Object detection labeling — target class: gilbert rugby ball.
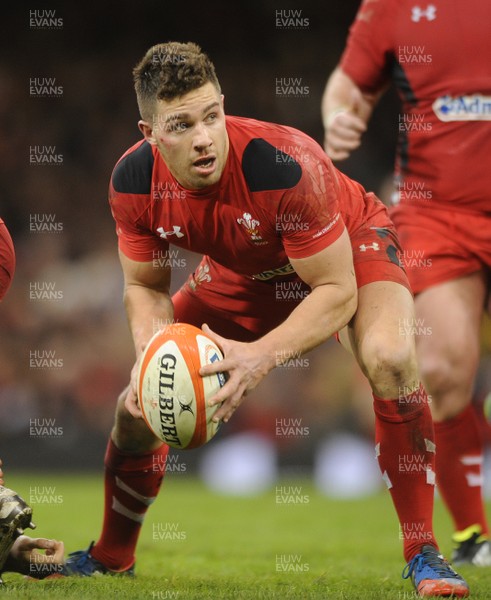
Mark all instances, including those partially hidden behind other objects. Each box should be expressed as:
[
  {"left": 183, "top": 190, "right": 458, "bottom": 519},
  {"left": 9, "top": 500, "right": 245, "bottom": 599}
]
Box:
[{"left": 137, "top": 323, "right": 226, "bottom": 449}]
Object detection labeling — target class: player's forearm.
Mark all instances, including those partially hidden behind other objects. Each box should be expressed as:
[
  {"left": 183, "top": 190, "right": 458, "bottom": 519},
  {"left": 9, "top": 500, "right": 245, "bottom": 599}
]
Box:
[
  {"left": 253, "top": 281, "right": 357, "bottom": 373},
  {"left": 123, "top": 284, "right": 174, "bottom": 356},
  {"left": 321, "top": 66, "right": 376, "bottom": 127}
]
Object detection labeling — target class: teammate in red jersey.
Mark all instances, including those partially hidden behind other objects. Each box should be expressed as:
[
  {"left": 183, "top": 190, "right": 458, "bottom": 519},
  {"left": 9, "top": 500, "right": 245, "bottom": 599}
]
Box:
[
  {"left": 1, "top": 229, "right": 65, "bottom": 584},
  {"left": 64, "top": 41, "right": 469, "bottom": 597},
  {"left": 322, "top": 0, "right": 491, "bottom": 570}
]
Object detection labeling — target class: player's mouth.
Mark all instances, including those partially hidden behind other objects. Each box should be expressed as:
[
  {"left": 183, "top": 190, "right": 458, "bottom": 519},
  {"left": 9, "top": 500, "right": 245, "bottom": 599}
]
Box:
[{"left": 192, "top": 155, "right": 217, "bottom": 175}]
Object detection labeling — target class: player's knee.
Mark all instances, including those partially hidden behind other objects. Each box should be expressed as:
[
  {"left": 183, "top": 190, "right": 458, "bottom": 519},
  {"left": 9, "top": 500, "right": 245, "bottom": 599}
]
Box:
[
  {"left": 419, "top": 356, "right": 474, "bottom": 420},
  {"left": 112, "top": 387, "right": 160, "bottom": 452},
  {"left": 361, "top": 336, "right": 417, "bottom": 393}
]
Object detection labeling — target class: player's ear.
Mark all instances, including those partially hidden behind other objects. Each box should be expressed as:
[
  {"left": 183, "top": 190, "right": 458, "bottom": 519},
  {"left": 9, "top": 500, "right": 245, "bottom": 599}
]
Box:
[
  {"left": 138, "top": 120, "right": 157, "bottom": 145},
  {"left": 220, "top": 94, "right": 225, "bottom": 109}
]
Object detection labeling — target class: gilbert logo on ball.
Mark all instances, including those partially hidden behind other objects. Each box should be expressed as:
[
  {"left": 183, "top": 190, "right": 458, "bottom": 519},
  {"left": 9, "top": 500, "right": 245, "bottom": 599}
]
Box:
[{"left": 137, "top": 323, "right": 226, "bottom": 449}]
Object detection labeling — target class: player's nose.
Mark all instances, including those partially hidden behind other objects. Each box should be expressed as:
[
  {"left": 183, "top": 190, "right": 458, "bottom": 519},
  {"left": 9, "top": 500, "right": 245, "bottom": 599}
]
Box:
[{"left": 192, "top": 122, "right": 213, "bottom": 150}]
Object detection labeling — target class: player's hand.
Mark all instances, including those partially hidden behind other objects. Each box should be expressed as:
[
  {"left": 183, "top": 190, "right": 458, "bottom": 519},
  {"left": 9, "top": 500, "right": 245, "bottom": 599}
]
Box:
[
  {"left": 324, "top": 109, "right": 367, "bottom": 161},
  {"left": 199, "top": 324, "right": 271, "bottom": 423},
  {"left": 0, "top": 458, "right": 4, "bottom": 485},
  {"left": 5, "top": 536, "right": 65, "bottom": 578},
  {"left": 124, "top": 355, "right": 144, "bottom": 419},
  {"left": 324, "top": 89, "right": 367, "bottom": 161}
]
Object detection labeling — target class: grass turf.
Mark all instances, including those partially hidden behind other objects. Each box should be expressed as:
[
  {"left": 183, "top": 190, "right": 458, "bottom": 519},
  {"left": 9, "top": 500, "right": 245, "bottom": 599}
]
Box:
[{"left": 2, "top": 474, "right": 491, "bottom": 599}]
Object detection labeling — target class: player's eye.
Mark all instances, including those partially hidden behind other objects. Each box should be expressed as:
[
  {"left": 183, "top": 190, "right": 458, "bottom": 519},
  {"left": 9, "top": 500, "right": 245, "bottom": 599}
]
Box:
[{"left": 205, "top": 113, "right": 217, "bottom": 123}]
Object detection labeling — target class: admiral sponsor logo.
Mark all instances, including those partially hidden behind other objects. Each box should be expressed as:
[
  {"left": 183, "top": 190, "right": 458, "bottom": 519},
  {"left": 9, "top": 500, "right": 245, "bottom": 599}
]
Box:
[
  {"left": 29, "top": 213, "right": 63, "bottom": 233},
  {"left": 275, "top": 281, "right": 309, "bottom": 301},
  {"left": 275, "top": 9, "right": 309, "bottom": 29},
  {"left": 398, "top": 113, "right": 432, "bottom": 132},
  {"left": 152, "top": 249, "right": 187, "bottom": 269},
  {"left": 29, "top": 145, "right": 63, "bottom": 165},
  {"left": 29, "top": 9, "right": 63, "bottom": 29},
  {"left": 433, "top": 94, "right": 491, "bottom": 121},
  {"left": 29, "top": 281, "right": 63, "bottom": 301},
  {"left": 29, "top": 78, "right": 63, "bottom": 97},
  {"left": 157, "top": 353, "right": 181, "bottom": 447},
  {"left": 275, "top": 77, "right": 310, "bottom": 98},
  {"left": 275, "top": 554, "right": 310, "bottom": 572},
  {"left": 252, "top": 262, "right": 295, "bottom": 281}
]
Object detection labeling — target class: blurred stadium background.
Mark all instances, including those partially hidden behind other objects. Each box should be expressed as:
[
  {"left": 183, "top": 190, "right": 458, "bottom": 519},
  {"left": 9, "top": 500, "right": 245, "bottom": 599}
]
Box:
[{"left": 1, "top": 0, "right": 490, "bottom": 499}]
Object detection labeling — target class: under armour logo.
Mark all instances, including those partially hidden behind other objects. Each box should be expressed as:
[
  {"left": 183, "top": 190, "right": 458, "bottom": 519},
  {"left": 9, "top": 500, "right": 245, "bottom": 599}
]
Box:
[
  {"left": 359, "top": 243, "right": 380, "bottom": 252},
  {"left": 157, "top": 226, "right": 184, "bottom": 240},
  {"left": 411, "top": 4, "right": 437, "bottom": 22}
]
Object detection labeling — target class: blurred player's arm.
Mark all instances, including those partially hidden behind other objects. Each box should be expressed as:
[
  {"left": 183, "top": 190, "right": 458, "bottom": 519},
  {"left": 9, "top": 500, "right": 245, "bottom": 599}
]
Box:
[
  {"left": 321, "top": 66, "right": 383, "bottom": 161},
  {"left": 202, "top": 228, "right": 357, "bottom": 422},
  {"left": 119, "top": 249, "right": 174, "bottom": 417}
]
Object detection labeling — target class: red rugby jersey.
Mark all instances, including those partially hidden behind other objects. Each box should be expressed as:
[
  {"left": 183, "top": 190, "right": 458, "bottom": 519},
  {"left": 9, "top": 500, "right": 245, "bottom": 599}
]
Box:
[
  {"left": 110, "top": 115, "right": 378, "bottom": 280},
  {"left": 340, "top": 0, "right": 491, "bottom": 211}
]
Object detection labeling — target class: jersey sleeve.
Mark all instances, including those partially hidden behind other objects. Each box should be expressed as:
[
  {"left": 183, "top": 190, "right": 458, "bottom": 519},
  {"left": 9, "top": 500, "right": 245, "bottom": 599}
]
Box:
[
  {"left": 108, "top": 142, "right": 169, "bottom": 263},
  {"left": 278, "top": 153, "right": 346, "bottom": 260},
  {"left": 109, "top": 183, "right": 169, "bottom": 263},
  {"left": 339, "top": 0, "right": 396, "bottom": 94}
]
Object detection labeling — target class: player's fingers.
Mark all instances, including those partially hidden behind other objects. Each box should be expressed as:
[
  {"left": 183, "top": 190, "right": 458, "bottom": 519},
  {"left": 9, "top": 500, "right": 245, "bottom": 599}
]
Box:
[
  {"left": 199, "top": 356, "right": 232, "bottom": 377},
  {"left": 213, "top": 385, "right": 247, "bottom": 423},
  {"left": 329, "top": 112, "right": 367, "bottom": 133},
  {"left": 125, "top": 388, "right": 143, "bottom": 418},
  {"left": 200, "top": 323, "right": 229, "bottom": 353},
  {"left": 324, "top": 142, "right": 353, "bottom": 162}
]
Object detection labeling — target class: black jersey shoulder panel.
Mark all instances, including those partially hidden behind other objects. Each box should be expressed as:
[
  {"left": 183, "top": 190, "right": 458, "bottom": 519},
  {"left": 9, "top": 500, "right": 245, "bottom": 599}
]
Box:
[
  {"left": 112, "top": 141, "right": 154, "bottom": 194},
  {"left": 241, "top": 138, "right": 302, "bottom": 192}
]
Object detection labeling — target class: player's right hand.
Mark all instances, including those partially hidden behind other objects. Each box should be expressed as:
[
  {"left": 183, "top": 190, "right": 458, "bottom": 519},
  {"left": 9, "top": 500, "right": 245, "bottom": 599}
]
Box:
[{"left": 324, "top": 109, "right": 367, "bottom": 161}]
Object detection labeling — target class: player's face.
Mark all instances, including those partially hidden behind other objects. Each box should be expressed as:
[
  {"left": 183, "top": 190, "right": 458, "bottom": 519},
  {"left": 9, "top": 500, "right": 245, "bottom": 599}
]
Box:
[{"left": 144, "top": 82, "right": 229, "bottom": 190}]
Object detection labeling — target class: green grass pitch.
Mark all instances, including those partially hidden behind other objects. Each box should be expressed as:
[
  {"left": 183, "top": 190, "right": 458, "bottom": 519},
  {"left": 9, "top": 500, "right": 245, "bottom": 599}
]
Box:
[{"left": 2, "top": 473, "right": 491, "bottom": 599}]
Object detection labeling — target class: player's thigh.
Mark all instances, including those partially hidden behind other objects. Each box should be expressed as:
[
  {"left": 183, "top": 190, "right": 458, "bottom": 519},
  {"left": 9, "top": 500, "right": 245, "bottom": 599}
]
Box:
[
  {"left": 345, "top": 280, "right": 419, "bottom": 397},
  {"left": 414, "top": 271, "right": 486, "bottom": 391}
]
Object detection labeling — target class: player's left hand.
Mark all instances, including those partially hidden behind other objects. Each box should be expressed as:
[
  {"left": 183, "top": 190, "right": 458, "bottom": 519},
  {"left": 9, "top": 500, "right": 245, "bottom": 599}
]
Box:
[
  {"left": 5, "top": 536, "right": 65, "bottom": 578},
  {"left": 199, "top": 324, "right": 271, "bottom": 423}
]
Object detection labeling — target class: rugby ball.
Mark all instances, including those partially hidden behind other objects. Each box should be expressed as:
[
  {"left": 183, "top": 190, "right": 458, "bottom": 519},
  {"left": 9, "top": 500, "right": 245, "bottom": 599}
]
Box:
[{"left": 137, "top": 323, "right": 226, "bottom": 449}]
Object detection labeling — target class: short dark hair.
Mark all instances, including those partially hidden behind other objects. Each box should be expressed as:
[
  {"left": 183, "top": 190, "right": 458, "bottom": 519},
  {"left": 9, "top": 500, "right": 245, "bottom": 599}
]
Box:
[{"left": 133, "top": 41, "right": 221, "bottom": 120}]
